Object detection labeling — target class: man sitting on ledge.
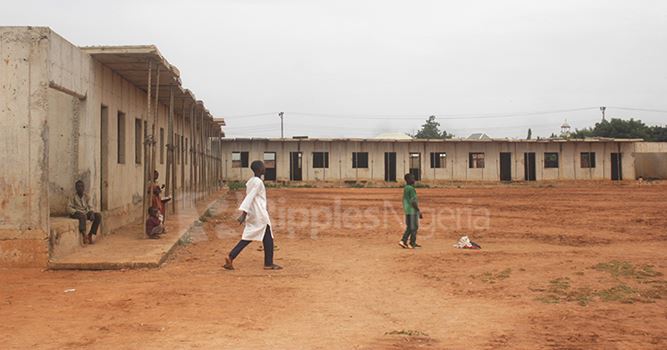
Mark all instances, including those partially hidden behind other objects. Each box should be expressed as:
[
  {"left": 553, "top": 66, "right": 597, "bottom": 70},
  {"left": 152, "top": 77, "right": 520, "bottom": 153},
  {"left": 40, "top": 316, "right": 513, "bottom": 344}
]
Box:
[{"left": 67, "top": 180, "right": 102, "bottom": 245}]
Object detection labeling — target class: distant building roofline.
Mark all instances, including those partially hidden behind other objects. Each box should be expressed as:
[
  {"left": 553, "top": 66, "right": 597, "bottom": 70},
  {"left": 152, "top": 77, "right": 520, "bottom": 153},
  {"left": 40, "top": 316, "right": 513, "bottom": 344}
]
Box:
[{"left": 221, "top": 137, "right": 644, "bottom": 143}]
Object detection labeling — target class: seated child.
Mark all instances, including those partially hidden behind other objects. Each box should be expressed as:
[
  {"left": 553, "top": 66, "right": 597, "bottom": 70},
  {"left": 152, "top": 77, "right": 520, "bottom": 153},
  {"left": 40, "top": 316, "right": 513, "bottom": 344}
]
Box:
[{"left": 146, "top": 207, "right": 165, "bottom": 239}]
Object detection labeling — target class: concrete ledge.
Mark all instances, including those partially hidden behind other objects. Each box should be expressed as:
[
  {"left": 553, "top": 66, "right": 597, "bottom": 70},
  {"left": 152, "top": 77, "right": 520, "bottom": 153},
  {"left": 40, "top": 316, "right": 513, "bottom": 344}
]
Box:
[
  {"left": 48, "top": 198, "right": 219, "bottom": 270},
  {"left": 49, "top": 217, "right": 83, "bottom": 259}
]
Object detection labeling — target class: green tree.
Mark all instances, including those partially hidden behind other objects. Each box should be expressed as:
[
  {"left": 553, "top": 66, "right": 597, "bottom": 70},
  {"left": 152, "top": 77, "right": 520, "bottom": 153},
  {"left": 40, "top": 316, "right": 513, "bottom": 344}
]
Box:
[
  {"left": 648, "top": 125, "right": 667, "bottom": 141},
  {"left": 527, "top": 128, "right": 532, "bottom": 140},
  {"left": 570, "top": 127, "right": 594, "bottom": 139},
  {"left": 571, "top": 118, "right": 666, "bottom": 140},
  {"left": 412, "top": 115, "right": 453, "bottom": 139}
]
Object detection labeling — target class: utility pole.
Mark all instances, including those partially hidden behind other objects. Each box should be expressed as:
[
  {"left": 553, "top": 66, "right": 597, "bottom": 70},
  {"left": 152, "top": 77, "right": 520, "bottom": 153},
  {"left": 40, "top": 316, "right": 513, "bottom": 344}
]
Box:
[
  {"left": 279, "top": 112, "right": 284, "bottom": 139},
  {"left": 600, "top": 106, "right": 606, "bottom": 122}
]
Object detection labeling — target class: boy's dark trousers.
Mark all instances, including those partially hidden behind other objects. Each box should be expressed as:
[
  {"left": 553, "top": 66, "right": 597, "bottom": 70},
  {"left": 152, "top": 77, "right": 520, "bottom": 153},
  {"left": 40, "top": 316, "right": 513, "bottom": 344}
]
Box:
[
  {"left": 70, "top": 211, "right": 102, "bottom": 236},
  {"left": 229, "top": 225, "right": 274, "bottom": 266},
  {"left": 401, "top": 214, "right": 419, "bottom": 245}
]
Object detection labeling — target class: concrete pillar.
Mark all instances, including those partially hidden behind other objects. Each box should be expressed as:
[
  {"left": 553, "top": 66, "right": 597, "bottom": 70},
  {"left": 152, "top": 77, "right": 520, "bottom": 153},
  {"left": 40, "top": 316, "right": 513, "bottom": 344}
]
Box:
[{"left": 0, "top": 27, "right": 51, "bottom": 266}]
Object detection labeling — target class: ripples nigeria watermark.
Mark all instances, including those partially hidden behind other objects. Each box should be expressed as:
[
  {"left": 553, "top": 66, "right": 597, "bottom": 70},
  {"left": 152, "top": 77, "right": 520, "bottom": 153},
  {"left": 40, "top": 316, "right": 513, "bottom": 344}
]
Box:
[{"left": 212, "top": 195, "right": 491, "bottom": 240}]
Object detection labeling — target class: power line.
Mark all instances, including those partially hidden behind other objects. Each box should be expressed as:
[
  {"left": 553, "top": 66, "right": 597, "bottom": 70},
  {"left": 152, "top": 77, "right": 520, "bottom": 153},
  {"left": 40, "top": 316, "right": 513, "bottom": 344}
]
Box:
[
  {"left": 224, "top": 112, "right": 276, "bottom": 119},
  {"left": 226, "top": 113, "right": 601, "bottom": 130},
  {"left": 607, "top": 106, "right": 667, "bottom": 114},
  {"left": 224, "top": 107, "right": 599, "bottom": 121},
  {"left": 287, "top": 107, "right": 599, "bottom": 120},
  {"left": 224, "top": 106, "right": 667, "bottom": 121},
  {"left": 223, "top": 106, "right": 665, "bottom": 137},
  {"left": 225, "top": 118, "right": 601, "bottom": 134}
]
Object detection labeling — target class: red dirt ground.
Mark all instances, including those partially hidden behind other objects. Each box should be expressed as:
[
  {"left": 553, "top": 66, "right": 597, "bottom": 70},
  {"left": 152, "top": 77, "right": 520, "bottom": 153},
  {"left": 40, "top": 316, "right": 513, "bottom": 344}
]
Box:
[{"left": 1, "top": 182, "right": 667, "bottom": 349}]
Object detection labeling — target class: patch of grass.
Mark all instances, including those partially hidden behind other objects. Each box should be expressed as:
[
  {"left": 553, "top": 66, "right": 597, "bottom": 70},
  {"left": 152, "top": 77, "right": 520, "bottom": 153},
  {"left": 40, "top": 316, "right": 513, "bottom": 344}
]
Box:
[
  {"left": 471, "top": 268, "right": 512, "bottom": 284},
  {"left": 227, "top": 181, "right": 246, "bottom": 191},
  {"left": 535, "top": 261, "right": 666, "bottom": 306},
  {"left": 178, "top": 232, "right": 193, "bottom": 245},
  {"left": 593, "top": 260, "right": 663, "bottom": 280},
  {"left": 639, "top": 281, "right": 667, "bottom": 300},
  {"left": 536, "top": 278, "right": 594, "bottom": 306},
  {"left": 199, "top": 208, "right": 213, "bottom": 222},
  {"left": 535, "top": 294, "right": 561, "bottom": 304},
  {"left": 566, "top": 287, "right": 594, "bottom": 306},
  {"left": 595, "top": 284, "right": 638, "bottom": 303},
  {"left": 547, "top": 277, "right": 571, "bottom": 293},
  {"left": 414, "top": 183, "right": 430, "bottom": 188},
  {"left": 385, "top": 330, "right": 429, "bottom": 337},
  {"left": 497, "top": 268, "right": 512, "bottom": 280},
  {"left": 293, "top": 183, "right": 314, "bottom": 188},
  {"left": 637, "top": 265, "right": 663, "bottom": 279}
]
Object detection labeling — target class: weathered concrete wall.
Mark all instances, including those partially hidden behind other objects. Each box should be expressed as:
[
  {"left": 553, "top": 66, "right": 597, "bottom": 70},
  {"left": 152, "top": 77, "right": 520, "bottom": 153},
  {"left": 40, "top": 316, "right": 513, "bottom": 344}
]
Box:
[
  {"left": 221, "top": 140, "right": 650, "bottom": 183},
  {"left": 47, "top": 88, "right": 78, "bottom": 215},
  {"left": 634, "top": 142, "right": 667, "bottom": 179},
  {"left": 0, "top": 27, "right": 51, "bottom": 266},
  {"left": 634, "top": 142, "right": 667, "bottom": 153},
  {"left": 635, "top": 154, "right": 667, "bottom": 179},
  {"left": 46, "top": 30, "right": 200, "bottom": 234},
  {"left": 1, "top": 27, "right": 209, "bottom": 267}
]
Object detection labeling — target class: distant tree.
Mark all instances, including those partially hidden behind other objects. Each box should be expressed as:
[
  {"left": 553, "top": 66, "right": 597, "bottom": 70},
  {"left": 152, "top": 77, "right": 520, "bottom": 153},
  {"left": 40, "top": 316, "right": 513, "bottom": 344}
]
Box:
[
  {"left": 527, "top": 128, "right": 532, "bottom": 140},
  {"left": 570, "top": 127, "right": 594, "bottom": 139},
  {"left": 549, "top": 132, "right": 559, "bottom": 139},
  {"left": 570, "top": 118, "right": 666, "bottom": 141},
  {"left": 648, "top": 125, "right": 667, "bottom": 141},
  {"left": 412, "top": 115, "right": 453, "bottom": 139}
]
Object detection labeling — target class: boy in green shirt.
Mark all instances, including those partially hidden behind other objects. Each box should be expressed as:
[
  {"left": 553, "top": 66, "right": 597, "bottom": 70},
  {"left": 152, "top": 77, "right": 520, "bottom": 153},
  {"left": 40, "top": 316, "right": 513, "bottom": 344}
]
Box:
[{"left": 399, "top": 173, "right": 423, "bottom": 249}]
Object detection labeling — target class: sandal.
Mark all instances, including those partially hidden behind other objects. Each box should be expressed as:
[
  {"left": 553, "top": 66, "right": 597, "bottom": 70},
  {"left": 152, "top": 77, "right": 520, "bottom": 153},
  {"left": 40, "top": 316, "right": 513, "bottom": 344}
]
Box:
[
  {"left": 263, "top": 264, "right": 283, "bottom": 270},
  {"left": 223, "top": 256, "right": 234, "bottom": 270}
]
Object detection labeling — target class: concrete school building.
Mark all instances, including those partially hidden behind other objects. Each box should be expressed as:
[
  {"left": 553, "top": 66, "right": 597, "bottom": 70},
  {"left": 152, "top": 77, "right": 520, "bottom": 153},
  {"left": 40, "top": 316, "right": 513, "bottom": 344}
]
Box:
[
  {"left": 0, "top": 27, "right": 224, "bottom": 267},
  {"left": 220, "top": 137, "right": 667, "bottom": 183}
]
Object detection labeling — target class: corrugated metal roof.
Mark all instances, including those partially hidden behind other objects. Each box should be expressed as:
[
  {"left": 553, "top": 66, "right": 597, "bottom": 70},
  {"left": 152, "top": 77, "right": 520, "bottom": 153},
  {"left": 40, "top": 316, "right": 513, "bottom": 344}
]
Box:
[{"left": 81, "top": 45, "right": 213, "bottom": 120}]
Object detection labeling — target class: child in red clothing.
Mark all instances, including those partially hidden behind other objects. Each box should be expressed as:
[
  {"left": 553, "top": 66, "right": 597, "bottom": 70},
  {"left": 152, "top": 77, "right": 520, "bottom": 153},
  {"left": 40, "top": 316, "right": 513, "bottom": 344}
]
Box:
[{"left": 151, "top": 185, "right": 166, "bottom": 220}]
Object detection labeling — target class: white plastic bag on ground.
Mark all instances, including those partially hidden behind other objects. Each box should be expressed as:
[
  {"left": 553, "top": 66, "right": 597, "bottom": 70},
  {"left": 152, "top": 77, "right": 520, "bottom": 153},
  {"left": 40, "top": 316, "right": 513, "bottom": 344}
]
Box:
[
  {"left": 453, "top": 236, "right": 472, "bottom": 248},
  {"left": 453, "top": 235, "right": 481, "bottom": 249}
]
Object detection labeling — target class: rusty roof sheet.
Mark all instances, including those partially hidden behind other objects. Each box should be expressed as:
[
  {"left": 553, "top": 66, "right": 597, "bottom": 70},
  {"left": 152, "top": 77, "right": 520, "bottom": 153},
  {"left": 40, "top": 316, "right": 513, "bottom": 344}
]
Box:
[{"left": 81, "top": 45, "right": 212, "bottom": 120}]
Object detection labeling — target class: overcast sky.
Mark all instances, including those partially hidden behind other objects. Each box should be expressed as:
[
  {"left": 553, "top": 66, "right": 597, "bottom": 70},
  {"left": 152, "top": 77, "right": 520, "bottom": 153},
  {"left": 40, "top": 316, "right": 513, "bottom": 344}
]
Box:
[{"left": 4, "top": 0, "right": 667, "bottom": 138}]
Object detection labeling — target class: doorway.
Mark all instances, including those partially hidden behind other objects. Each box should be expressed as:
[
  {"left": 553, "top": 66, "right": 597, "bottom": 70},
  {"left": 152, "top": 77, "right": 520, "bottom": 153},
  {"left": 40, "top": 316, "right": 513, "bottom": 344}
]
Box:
[
  {"left": 289, "top": 152, "right": 302, "bottom": 181},
  {"left": 264, "top": 152, "right": 277, "bottom": 181},
  {"left": 524, "top": 152, "right": 536, "bottom": 181},
  {"left": 500, "top": 152, "right": 512, "bottom": 181},
  {"left": 100, "top": 105, "right": 109, "bottom": 211},
  {"left": 409, "top": 152, "right": 421, "bottom": 181},
  {"left": 384, "top": 152, "right": 396, "bottom": 182},
  {"left": 611, "top": 153, "right": 623, "bottom": 180}
]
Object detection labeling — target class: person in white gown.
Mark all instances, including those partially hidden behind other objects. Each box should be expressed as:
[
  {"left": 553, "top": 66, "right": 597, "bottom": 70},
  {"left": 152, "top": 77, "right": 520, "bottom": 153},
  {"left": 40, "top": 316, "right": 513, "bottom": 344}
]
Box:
[{"left": 224, "top": 160, "right": 283, "bottom": 270}]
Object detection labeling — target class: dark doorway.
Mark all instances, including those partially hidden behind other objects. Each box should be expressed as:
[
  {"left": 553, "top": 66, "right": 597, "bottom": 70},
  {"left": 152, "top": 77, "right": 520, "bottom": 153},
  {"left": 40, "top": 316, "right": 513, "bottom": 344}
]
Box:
[
  {"left": 409, "top": 153, "right": 421, "bottom": 181},
  {"left": 264, "top": 152, "right": 276, "bottom": 181},
  {"left": 100, "top": 105, "right": 109, "bottom": 211},
  {"left": 384, "top": 152, "right": 396, "bottom": 182},
  {"left": 524, "top": 152, "right": 536, "bottom": 181},
  {"left": 500, "top": 152, "right": 512, "bottom": 181},
  {"left": 611, "top": 153, "right": 623, "bottom": 180},
  {"left": 289, "top": 152, "right": 302, "bottom": 181}
]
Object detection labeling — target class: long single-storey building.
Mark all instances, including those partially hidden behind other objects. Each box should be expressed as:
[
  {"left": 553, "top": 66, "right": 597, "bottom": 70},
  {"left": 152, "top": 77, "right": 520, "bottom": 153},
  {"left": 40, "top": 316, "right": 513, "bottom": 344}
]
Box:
[
  {"left": 220, "top": 137, "right": 666, "bottom": 183},
  {"left": 1, "top": 27, "right": 223, "bottom": 266}
]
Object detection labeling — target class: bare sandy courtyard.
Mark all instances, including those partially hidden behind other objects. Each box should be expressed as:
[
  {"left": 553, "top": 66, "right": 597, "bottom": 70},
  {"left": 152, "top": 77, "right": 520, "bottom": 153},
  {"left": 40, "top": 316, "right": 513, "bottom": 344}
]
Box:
[{"left": 1, "top": 182, "right": 666, "bottom": 349}]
